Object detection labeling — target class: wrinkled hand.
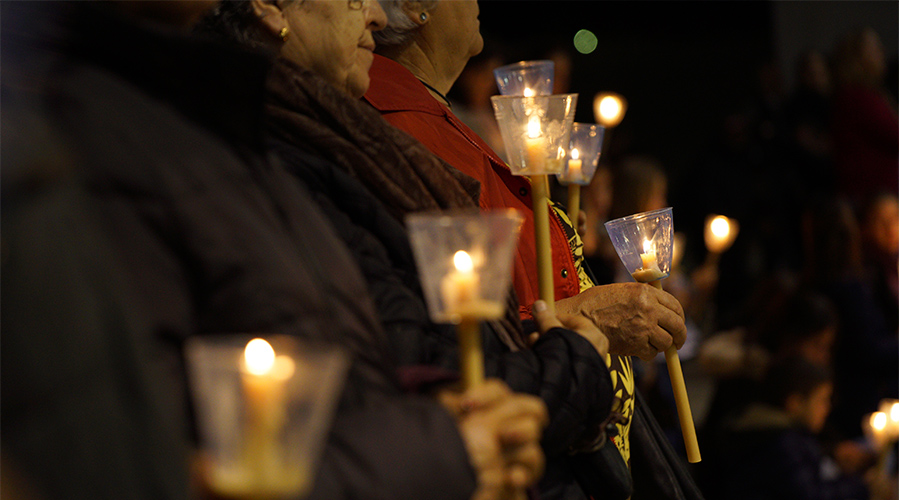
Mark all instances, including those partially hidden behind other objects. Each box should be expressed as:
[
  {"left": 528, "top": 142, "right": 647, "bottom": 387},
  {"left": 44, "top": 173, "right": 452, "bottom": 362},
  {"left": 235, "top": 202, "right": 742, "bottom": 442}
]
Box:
[
  {"left": 528, "top": 300, "right": 609, "bottom": 358},
  {"left": 555, "top": 283, "right": 686, "bottom": 361},
  {"left": 438, "top": 380, "right": 548, "bottom": 500}
]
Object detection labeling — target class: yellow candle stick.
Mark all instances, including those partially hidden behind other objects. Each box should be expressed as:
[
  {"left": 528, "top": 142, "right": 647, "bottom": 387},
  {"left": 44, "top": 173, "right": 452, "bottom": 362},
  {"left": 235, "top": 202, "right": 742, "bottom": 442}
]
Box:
[
  {"left": 634, "top": 259, "right": 701, "bottom": 463},
  {"left": 529, "top": 174, "right": 555, "bottom": 314},
  {"left": 567, "top": 185, "right": 581, "bottom": 232}
]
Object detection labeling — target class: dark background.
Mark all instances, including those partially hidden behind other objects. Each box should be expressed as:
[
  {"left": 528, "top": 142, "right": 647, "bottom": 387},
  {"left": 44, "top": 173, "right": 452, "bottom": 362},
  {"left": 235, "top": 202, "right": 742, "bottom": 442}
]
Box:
[{"left": 476, "top": 0, "right": 898, "bottom": 316}]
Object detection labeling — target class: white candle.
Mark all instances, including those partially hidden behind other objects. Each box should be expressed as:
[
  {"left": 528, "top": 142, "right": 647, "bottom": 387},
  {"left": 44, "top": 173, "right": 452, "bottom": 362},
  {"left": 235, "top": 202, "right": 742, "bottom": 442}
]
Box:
[
  {"left": 524, "top": 116, "right": 547, "bottom": 171},
  {"left": 441, "top": 250, "right": 479, "bottom": 314},
  {"left": 567, "top": 148, "right": 583, "bottom": 182},
  {"left": 239, "top": 339, "right": 296, "bottom": 492},
  {"left": 640, "top": 239, "right": 660, "bottom": 272}
]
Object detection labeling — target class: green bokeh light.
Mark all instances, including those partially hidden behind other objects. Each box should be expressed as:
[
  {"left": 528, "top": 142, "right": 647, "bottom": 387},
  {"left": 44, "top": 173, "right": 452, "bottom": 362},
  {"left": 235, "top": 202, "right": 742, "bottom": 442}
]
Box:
[{"left": 573, "top": 29, "right": 598, "bottom": 55}]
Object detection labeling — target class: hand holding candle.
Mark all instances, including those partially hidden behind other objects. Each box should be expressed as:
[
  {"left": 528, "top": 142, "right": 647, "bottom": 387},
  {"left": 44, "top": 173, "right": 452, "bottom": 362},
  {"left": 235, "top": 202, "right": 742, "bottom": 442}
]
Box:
[{"left": 605, "top": 207, "right": 701, "bottom": 463}]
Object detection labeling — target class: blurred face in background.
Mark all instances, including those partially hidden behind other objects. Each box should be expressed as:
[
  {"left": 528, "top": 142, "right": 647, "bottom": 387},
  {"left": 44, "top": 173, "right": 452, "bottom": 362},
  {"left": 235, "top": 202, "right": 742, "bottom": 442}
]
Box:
[{"left": 789, "top": 382, "right": 833, "bottom": 434}]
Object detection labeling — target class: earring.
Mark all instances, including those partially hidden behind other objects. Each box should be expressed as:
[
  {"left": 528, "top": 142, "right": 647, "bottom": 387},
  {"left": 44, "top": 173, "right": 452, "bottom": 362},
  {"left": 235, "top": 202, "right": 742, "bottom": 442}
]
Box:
[
  {"left": 279, "top": 26, "right": 290, "bottom": 41},
  {"left": 419, "top": 12, "right": 427, "bottom": 22}
]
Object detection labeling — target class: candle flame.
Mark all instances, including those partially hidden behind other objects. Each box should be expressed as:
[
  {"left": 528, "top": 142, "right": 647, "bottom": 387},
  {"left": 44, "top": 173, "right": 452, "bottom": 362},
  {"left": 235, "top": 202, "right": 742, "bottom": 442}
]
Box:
[
  {"left": 244, "top": 338, "right": 276, "bottom": 376},
  {"left": 872, "top": 411, "right": 887, "bottom": 431},
  {"left": 643, "top": 239, "right": 653, "bottom": 254},
  {"left": 571, "top": 148, "right": 580, "bottom": 160},
  {"left": 453, "top": 250, "right": 474, "bottom": 273},
  {"left": 710, "top": 216, "right": 730, "bottom": 238},
  {"left": 598, "top": 96, "right": 622, "bottom": 122},
  {"left": 892, "top": 403, "right": 899, "bottom": 423},
  {"left": 527, "top": 116, "right": 541, "bottom": 138},
  {"left": 523, "top": 87, "right": 535, "bottom": 97}
]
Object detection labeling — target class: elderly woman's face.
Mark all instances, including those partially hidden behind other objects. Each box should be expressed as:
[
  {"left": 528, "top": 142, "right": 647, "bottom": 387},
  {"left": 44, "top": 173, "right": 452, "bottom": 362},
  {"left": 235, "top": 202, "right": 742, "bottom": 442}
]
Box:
[
  {"left": 282, "top": 0, "right": 387, "bottom": 98},
  {"left": 429, "top": 0, "right": 483, "bottom": 61}
]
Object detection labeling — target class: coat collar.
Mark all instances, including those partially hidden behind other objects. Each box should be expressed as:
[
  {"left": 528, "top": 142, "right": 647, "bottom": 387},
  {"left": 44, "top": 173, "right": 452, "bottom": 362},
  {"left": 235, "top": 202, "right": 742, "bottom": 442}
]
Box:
[{"left": 363, "top": 54, "right": 447, "bottom": 117}]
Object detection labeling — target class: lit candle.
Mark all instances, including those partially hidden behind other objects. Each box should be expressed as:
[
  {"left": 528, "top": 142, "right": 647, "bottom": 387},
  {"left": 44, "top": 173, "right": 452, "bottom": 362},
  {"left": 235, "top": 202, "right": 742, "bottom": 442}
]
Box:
[
  {"left": 237, "top": 338, "right": 298, "bottom": 494},
  {"left": 441, "top": 250, "right": 479, "bottom": 315},
  {"left": 441, "top": 250, "right": 487, "bottom": 389},
  {"left": 523, "top": 87, "right": 535, "bottom": 97},
  {"left": 867, "top": 411, "right": 890, "bottom": 449},
  {"left": 567, "top": 148, "right": 583, "bottom": 182},
  {"left": 524, "top": 116, "right": 547, "bottom": 171},
  {"left": 878, "top": 399, "right": 900, "bottom": 440},
  {"left": 593, "top": 92, "right": 627, "bottom": 128},
  {"left": 705, "top": 215, "right": 735, "bottom": 254},
  {"left": 640, "top": 239, "right": 661, "bottom": 272}
]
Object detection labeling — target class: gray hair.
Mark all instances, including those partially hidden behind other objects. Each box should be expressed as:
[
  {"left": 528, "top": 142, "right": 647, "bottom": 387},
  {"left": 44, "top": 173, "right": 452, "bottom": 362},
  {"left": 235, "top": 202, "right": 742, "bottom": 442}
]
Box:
[{"left": 373, "top": 0, "right": 438, "bottom": 48}]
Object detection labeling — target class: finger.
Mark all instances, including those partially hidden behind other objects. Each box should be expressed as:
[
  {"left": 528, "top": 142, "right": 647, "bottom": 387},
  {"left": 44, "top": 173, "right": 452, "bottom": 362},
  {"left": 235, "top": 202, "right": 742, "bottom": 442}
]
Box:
[
  {"left": 656, "top": 307, "right": 687, "bottom": 348},
  {"left": 532, "top": 300, "right": 564, "bottom": 334},
  {"left": 504, "top": 445, "right": 545, "bottom": 487},
  {"left": 484, "top": 394, "right": 548, "bottom": 429},
  {"left": 498, "top": 416, "right": 544, "bottom": 446},
  {"left": 654, "top": 288, "right": 686, "bottom": 320},
  {"left": 647, "top": 324, "right": 675, "bottom": 356},
  {"left": 459, "top": 379, "right": 511, "bottom": 412}
]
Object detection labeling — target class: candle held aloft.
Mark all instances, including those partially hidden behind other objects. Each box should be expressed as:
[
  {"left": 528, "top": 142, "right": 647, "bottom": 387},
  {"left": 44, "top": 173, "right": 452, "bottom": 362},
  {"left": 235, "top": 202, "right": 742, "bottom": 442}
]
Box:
[
  {"left": 567, "top": 148, "right": 583, "bottom": 182},
  {"left": 640, "top": 239, "right": 661, "bottom": 272},
  {"left": 524, "top": 116, "right": 547, "bottom": 171},
  {"left": 441, "top": 250, "right": 480, "bottom": 314},
  {"left": 237, "top": 338, "right": 300, "bottom": 495},
  {"left": 593, "top": 92, "right": 627, "bottom": 128},
  {"left": 704, "top": 215, "right": 739, "bottom": 255}
]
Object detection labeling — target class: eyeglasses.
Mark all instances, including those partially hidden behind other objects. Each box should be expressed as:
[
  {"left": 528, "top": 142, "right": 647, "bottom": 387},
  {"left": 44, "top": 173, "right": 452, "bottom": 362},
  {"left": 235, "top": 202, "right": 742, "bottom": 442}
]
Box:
[{"left": 348, "top": 0, "right": 365, "bottom": 10}]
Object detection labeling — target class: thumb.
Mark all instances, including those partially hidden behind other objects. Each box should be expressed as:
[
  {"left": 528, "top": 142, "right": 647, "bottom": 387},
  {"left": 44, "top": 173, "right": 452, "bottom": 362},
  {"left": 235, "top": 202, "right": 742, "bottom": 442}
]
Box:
[{"left": 532, "top": 300, "right": 564, "bottom": 334}]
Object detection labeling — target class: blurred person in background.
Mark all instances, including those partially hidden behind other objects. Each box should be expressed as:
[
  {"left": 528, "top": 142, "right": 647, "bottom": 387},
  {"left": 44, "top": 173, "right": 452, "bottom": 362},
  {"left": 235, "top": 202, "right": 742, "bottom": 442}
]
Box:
[
  {"left": 830, "top": 27, "right": 898, "bottom": 209},
  {"left": 860, "top": 193, "right": 899, "bottom": 333},
  {"left": 801, "top": 195, "right": 898, "bottom": 442},
  {"left": 708, "top": 358, "right": 871, "bottom": 500}
]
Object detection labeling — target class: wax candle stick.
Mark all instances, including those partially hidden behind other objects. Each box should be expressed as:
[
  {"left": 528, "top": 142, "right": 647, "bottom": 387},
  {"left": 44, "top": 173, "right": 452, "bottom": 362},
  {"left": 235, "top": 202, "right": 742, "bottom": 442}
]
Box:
[
  {"left": 530, "top": 174, "right": 555, "bottom": 314},
  {"left": 441, "top": 250, "right": 488, "bottom": 389},
  {"left": 524, "top": 116, "right": 547, "bottom": 172},
  {"left": 567, "top": 185, "right": 581, "bottom": 231},
  {"left": 632, "top": 256, "right": 701, "bottom": 464},
  {"left": 240, "top": 338, "right": 298, "bottom": 493}
]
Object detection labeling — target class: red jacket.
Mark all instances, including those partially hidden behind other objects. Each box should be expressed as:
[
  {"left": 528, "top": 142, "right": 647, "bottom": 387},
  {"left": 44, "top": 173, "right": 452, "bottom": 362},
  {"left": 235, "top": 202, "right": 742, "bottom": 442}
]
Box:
[{"left": 364, "top": 55, "right": 581, "bottom": 317}]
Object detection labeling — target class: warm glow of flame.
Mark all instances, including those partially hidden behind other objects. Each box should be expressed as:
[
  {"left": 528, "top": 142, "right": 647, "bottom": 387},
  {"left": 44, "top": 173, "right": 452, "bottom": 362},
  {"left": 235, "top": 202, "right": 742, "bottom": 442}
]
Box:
[
  {"left": 892, "top": 403, "right": 899, "bottom": 423},
  {"left": 527, "top": 116, "right": 541, "bottom": 138},
  {"left": 599, "top": 96, "right": 622, "bottom": 122},
  {"left": 523, "top": 87, "right": 535, "bottom": 97},
  {"left": 710, "top": 216, "right": 730, "bottom": 238},
  {"left": 642, "top": 239, "right": 653, "bottom": 254},
  {"left": 244, "top": 338, "right": 275, "bottom": 376},
  {"left": 571, "top": 148, "right": 580, "bottom": 160},
  {"left": 453, "top": 250, "right": 474, "bottom": 273},
  {"left": 872, "top": 411, "right": 888, "bottom": 431}
]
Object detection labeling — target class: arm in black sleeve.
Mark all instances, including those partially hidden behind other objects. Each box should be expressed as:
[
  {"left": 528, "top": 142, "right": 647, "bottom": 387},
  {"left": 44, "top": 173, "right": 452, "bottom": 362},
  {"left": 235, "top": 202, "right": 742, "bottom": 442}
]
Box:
[{"left": 309, "top": 395, "right": 476, "bottom": 500}]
